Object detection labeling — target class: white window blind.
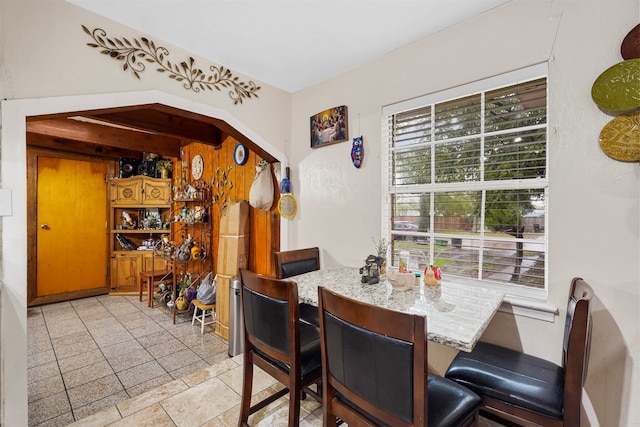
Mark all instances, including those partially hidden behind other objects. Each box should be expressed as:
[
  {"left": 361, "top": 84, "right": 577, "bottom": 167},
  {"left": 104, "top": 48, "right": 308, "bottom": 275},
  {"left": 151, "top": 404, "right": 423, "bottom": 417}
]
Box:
[{"left": 382, "top": 65, "right": 548, "bottom": 293}]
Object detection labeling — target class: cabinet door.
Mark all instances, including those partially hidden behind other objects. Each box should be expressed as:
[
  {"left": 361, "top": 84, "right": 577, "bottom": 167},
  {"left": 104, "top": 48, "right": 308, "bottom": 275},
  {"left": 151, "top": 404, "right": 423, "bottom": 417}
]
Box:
[
  {"left": 111, "top": 253, "right": 140, "bottom": 292},
  {"left": 110, "top": 178, "right": 143, "bottom": 205},
  {"left": 141, "top": 253, "right": 169, "bottom": 272},
  {"left": 142, "top": 178, "right": 171, "bottom": 205}
]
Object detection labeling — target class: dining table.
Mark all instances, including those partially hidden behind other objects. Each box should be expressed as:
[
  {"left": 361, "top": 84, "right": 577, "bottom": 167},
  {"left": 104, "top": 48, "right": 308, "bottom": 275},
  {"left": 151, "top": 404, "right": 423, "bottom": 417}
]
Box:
[{"left": 290, "top": 266, "right": 504, "bottom": 352}]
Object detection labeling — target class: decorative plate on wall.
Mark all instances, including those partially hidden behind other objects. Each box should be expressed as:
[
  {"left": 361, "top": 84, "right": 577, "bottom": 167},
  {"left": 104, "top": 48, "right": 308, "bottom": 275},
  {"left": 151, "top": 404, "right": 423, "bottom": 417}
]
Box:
[
  {"left": 234, "top": 143, "right": 248, "bottom": 165},
  {"left": 591, "top": 58, "right": 640, "bottom": 113},
  {"left": 599, "top": 111, "right": 640, "bottom": 162},
  {"left": 191, "top": 154, "right": 204, "bottom": 180},
  {"left": 621, "top": 23, "right": 640, "bottom": 60}
]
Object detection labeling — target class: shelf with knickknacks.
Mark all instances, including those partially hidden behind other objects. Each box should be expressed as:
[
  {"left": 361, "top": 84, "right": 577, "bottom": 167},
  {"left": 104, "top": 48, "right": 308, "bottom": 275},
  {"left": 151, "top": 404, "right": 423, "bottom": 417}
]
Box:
[{"left": 150, "top": 178, "right": 213, "bottom": 323}]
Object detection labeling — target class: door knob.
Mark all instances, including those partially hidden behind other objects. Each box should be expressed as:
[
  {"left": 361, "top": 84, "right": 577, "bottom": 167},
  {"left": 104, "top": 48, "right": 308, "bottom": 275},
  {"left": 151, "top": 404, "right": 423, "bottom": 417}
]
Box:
[{"left": 40, "top": 224, "right": 50, "bottom": 230}]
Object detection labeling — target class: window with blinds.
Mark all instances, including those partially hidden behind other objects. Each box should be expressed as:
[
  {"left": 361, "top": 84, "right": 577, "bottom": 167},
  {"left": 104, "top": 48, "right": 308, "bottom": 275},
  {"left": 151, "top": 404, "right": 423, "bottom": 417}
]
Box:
[{"left": 383, "top": 66, "right": 547, "bottom": 292}]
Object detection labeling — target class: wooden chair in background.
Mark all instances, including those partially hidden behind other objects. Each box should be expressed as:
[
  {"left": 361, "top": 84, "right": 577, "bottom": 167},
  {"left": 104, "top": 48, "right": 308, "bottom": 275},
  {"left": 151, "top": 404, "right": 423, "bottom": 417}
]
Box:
[
  {"left": 275, "top": 246, "right": 320, "bottom": 279},
  {"left": 238, "top": 268, "right": 322, "bottom": 426},
  {"left": 445, "top": 277, "right": 594, "bottom": 426},
  {"left": 275, "top": 247, "right": 320, "bottom": 326},
  {"left": 138, "top": 268, "right": 172, "bottom": 308}
]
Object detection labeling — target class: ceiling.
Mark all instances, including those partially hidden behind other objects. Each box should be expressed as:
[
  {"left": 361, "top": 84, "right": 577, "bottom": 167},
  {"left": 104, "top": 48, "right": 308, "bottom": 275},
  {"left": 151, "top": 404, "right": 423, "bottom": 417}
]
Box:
[
  {"left": 67, "top": 0, "right": 511, "bottom": 93},
  {"left": 30, "top": 1, "right": 511, "bottom": 160}
]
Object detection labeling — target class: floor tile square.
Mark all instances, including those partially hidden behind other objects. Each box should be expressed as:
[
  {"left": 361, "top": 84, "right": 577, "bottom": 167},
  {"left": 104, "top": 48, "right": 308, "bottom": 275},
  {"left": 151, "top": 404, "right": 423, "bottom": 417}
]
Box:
[
  {"left": 65, "top": 405, "right": 121, "bottom": 426},
  {"left": 28, "top": 361, "right": 60, "bottom": 385},
  {"left": 107, "top": 347, "right": 154, "bottom": 373},
  {"left": 161, "top": 377, "right": 241, "bottom": 427},
  {"left": 83, "top": 316, "right": 118, "bottom": 331},
  {"left": 157, "top": 348, "right": 202, "bottom": 372},
  {"left": 125, "top": 373, "right": 174, "bottom": 398},
  {"left": 100, "top": 339, "right": 143, "bottom": 358},
  {"left": 67, "top": 374, "right": 124, "bottom": 409},
  {"left": 116, "top": 360, "right": 167, "bottom": 389},
  {"left": 145, "top": 337, "right": 188, "bottom": 358},
  {"left": 28, "top": 390, "right": 71, "bottom": 426},
  {"left": 168, "top": 359, "right": 211, "bottom": 381},
  {"left": 63, "top": 360, "right": 114, "bottom": 389},
  {"left": 117, "top": 378, "right": 189, "bottom": 417},
  {"left": 50, "top": 331, "right": 93, "bottom": 350},
  {"left": 72, "top": 390, "right": 129, "bottom": 421},
  {"left": 28, "top": 374, "right": 65, "bottom": 403},
  {"left": 111, "top": 403, "right": 176, "bottom": 427},
  {"left": 54, "top": 338, "right": 99, "bottom": 361},
  {"left": 92, "top": 329, "right": 134, "bottom": 348},
  {"left": 58, "top": 349, "right": 105, "bottom": 373},
  {"left": 135, "top": 331, "right": 167, "bottom": 348},
  {"left": 28, "top": 349, "right": 56, "bottom": 369}
]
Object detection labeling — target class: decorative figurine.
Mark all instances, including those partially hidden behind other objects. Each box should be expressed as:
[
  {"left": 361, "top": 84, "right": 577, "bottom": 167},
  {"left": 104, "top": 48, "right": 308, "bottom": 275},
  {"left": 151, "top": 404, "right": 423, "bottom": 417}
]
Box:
[
  {"left": 360, "top": 254, "right": 385, "bottom": 285},
  {"left": 423, "top": 265, "right": 442, "bottom": 286}
]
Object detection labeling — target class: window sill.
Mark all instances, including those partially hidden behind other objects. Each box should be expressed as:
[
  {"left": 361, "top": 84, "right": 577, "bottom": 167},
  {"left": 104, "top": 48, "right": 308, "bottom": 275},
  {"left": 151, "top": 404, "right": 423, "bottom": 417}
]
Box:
[{"left": 499, "top": 296, "right": 558, "bottom": 322}]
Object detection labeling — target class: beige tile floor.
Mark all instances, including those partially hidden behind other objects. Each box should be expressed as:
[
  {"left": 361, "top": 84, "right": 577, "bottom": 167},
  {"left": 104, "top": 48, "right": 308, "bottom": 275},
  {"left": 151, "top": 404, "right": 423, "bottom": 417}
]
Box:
[
  {"left": 27, "top": 294, "right": 324, "bottom": 426},
  {"left": 28, "top": 294, "right": 495, "bottom": 427}
]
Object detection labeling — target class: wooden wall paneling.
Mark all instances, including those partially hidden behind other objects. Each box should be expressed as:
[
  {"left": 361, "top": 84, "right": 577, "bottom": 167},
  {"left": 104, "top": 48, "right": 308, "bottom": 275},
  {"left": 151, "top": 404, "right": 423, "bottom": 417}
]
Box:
[{"left": 178, "top": 139, "right": 280, "bottom": 280}]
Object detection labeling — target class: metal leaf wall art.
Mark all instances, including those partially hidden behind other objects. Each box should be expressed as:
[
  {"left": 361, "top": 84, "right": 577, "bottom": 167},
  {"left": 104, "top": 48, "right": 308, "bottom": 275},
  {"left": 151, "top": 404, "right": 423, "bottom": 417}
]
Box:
[{"left": 82, "top": 25, "right": 261, "bottom": 105}]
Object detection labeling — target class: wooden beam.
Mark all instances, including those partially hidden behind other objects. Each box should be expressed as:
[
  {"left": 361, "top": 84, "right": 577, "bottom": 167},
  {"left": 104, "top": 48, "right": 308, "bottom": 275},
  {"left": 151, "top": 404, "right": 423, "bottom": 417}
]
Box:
[
  {"left": 27, "top": 103, "right": 278, "bottom": 163},
  {"left": 88, "top": 110, "right": 223, "bottom": 147},
  {"left": 27, "top": 133, "right": 141, "bottom": 159},
  {"left": 26, "top": 119, "right": 181, "bottom": 158}
]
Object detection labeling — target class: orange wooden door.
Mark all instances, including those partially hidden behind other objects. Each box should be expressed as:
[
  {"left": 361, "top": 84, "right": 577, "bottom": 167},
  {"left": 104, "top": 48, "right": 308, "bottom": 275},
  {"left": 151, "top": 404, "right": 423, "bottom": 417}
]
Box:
[{"left": 35, "top": 155, "right": 109, "bottom": 300}]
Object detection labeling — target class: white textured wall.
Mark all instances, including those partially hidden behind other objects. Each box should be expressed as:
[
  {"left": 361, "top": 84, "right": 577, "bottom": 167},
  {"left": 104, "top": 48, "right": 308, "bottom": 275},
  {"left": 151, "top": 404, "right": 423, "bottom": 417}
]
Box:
[
  {"left": 290, "top": 1, "right": 639, "bottom": 426},
  {"left": 0, "top": 1, "right": 291, "bottom": 425},
  {"left": 1, "top": 0, "right": 638, "bottom": 426}
]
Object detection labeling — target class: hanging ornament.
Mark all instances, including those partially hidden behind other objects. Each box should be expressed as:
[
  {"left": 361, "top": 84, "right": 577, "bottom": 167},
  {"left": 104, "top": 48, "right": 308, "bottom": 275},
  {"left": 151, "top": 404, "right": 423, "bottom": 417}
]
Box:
[{"left": 351, "top": 135, "right": 364, "bottom": 168}]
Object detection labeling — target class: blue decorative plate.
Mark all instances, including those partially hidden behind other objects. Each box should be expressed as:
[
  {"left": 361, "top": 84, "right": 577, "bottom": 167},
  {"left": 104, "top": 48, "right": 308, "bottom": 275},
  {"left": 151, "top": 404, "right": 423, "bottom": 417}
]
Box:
[{"left": 233, "top": 143, "right": 248, "bottom": 165}]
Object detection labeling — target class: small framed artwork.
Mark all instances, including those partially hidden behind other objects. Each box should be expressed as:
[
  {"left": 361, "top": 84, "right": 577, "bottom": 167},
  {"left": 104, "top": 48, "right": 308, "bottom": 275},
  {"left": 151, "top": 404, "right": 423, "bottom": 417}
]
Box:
[{"left": 310, "top": 105, "right": 348, "bottom": 148}]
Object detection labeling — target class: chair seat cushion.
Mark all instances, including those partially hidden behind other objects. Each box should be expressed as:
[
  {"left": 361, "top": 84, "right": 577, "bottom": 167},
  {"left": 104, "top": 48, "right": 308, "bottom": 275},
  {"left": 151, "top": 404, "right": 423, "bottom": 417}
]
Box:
[
  {"left": 298, "top": 319, "right": 323, "bottom": 378},
  {"left": 336, "top": 374, "right": 481, "bottom": 427},
  {"left": 445, "top": 341, "right": 565, "bottom": 419},
  {"left": 299, "top": 302, "right": 319, "bottom": 327},
  {"left": 256, "top": 319, "right": 322, "bottom": 380},
  {"left": 427, "top": 374, "right": 482, "bottom": 427}
]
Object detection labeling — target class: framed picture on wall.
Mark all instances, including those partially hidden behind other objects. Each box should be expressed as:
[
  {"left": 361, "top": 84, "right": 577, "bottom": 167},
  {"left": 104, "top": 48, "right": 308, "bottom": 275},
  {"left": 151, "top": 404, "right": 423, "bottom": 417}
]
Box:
[{"left": 310, "top": 105, "right": 349, "bottom": 148}]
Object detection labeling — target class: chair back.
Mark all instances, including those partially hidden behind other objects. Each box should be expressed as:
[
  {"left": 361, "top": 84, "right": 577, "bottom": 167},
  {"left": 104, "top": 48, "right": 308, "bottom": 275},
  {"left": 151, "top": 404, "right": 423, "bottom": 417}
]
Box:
[
  {"left": 239, "top": 268, "right": 300, "bottom": 367},
  {"left": 561, "top": 277, "right": 594, "bottom": 420},
  {"left": 318, "top": 286, "right": 428, "bottom": 426},
  {"left": 275, "top": 247, "right": 320, "bottom": 279}
]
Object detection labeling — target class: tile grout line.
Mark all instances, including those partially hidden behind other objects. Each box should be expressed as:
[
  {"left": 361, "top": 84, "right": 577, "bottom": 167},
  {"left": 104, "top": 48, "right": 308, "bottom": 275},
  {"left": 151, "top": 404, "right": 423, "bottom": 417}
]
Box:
[{"left": 29, "top": 295, "right": 226, "bottom": 426}]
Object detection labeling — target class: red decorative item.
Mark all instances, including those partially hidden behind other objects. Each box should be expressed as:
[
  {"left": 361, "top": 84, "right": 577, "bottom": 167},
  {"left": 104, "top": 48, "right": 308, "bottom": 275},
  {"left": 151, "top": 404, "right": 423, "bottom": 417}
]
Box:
[{"left": 423, "top": 265, "right": 441, "bottom": 286}]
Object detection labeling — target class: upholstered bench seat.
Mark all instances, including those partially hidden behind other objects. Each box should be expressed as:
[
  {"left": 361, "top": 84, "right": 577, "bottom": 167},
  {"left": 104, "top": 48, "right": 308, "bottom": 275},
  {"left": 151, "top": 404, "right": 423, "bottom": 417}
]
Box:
[{"left": 445, "top": 341, "right": 565, "bottom": 419}]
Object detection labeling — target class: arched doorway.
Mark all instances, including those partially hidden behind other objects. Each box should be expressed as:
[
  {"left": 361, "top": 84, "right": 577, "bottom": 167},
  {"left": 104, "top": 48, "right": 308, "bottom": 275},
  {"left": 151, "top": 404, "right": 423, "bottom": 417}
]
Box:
[{"left": 1, "top": 90, "right": 288, "bottom": 426}]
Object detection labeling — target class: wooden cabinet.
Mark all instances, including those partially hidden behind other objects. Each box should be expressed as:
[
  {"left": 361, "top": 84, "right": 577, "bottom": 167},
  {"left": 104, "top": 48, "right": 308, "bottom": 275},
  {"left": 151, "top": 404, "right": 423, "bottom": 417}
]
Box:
[
  {"left": 109, "top": 176, "right": 172, "bottom": 293},
  {"left": 109, "top": 176, "right": 171, "bottom": 206},
  {"left": 110, "top": 253, "right": 140, "bottom": 292}
]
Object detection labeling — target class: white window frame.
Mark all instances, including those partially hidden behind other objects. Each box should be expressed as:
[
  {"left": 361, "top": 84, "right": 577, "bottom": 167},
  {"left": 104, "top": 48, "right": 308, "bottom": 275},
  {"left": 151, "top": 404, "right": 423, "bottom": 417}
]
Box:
[{"left": 382, "top": 63, "right": 552, "bottom": 310}]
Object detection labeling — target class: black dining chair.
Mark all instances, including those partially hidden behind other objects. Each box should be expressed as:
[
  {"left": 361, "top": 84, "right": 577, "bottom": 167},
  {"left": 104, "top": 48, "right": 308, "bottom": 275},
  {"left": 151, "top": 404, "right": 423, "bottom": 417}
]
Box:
[
  {"left": 445, "top": 277, "right": 594, "bottom": 427},
  {"left": 318, "top": 286, "right": 482, "bottom": 427},
  {"left": 275, "top": 247, "right": 321, "bottom": 326},
  {"left": 275, "top": 246, "right": 320, "bottom": 279},
  {"left": 238, "top": 268, "right": 322, "bottom": 427}
]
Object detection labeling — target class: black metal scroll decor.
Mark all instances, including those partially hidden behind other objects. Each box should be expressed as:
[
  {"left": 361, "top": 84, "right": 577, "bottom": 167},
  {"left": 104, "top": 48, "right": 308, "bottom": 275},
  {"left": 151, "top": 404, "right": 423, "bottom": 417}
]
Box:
[{"left": 82, "top": 25, "right": 261, "bottom": 105}]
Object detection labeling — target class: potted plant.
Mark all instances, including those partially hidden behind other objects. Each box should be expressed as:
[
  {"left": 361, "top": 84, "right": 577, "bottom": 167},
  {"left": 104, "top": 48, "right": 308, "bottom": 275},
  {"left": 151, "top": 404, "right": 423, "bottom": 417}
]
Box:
[
  {"left": 156, "top": 159, "right": 173, "bottom": 179},
  {"left": 372, "top": 237, "right": 389, "bottom": 275}
]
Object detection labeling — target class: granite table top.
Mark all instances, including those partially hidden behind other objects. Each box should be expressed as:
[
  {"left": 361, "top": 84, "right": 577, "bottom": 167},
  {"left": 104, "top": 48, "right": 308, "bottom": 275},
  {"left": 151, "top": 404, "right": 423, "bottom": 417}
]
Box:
[{"left": 291, "top": 266, "right": 504, "bottom": 352}]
